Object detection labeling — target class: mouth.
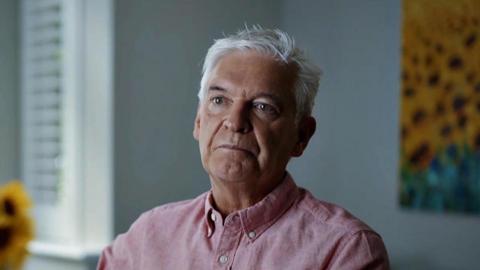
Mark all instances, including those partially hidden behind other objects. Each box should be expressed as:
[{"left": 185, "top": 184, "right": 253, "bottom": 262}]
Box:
[{"left": 216, "top": 144, "right": 256, "bottom": 156}]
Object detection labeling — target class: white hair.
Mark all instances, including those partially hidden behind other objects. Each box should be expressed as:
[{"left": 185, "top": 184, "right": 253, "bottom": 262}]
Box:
[{"left": 198, "top": 25, "right": 322, "bottom": 119}]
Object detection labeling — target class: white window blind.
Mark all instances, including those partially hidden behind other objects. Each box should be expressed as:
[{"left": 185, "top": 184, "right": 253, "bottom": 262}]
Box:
[
  {"left": 23, "top": 0, "right": 63, "bottom": 204},
  {"left": 21, "top": 0, "right": 83, "bottom": 244},
  {"left": 21, "top": 0, "right": 113, "bottom": 261}
]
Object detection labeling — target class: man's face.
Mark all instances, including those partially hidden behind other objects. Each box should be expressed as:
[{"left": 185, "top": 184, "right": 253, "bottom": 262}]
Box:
[{"left": 194, "top": 50, "right": 313, "bottom": 187}]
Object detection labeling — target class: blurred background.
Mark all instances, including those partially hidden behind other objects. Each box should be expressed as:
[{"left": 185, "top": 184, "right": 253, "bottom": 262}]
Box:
[{"left": 1, "top": 0, "right": 479, "bottom": 269}]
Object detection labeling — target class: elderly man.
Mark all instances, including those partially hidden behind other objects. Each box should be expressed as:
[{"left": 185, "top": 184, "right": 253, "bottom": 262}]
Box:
[{"left": 98, "top": 27, "right": 390, "bottom": 269}]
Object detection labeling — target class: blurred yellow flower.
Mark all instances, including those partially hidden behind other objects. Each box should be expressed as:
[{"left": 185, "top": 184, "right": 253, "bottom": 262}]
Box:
[{"left": 0, "top": 181, "right": 34, "bottom": 270}]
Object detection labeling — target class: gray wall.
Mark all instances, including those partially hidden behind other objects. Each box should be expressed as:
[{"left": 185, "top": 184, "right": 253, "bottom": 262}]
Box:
[
  {"left": 2, "top": 0, "right": 479, "bottom": 269},
  {"left": 112, "top": 0, "right": 479, "bottom": 269},
  {"left": 0, "top": 0, "right": 19, "bottom": 184},
  {"left": 282, "top": 1, "right": 480, "bottom": 269},
  {"left": 114, "top": 0, "right": 281, "bottom": 234}
]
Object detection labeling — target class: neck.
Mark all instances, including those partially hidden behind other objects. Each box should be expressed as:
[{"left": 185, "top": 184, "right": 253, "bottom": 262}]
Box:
[{"left": 209, "top": 172, "right": 285, "bottom": 218}]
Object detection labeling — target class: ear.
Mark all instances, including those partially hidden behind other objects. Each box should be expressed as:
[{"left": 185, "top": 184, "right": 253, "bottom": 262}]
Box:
[
  {"left": 291, "top": 116, "right": 316, "bottom": 157},
  {"left": 193, "top": 105, "right": 201, "bottom": 140}
]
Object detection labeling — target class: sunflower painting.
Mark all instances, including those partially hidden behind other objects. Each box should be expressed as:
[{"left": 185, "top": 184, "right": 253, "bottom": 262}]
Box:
[
  {"left": 0, "top": 181, "right": 34, "bottom": 270},
  {"left": 399, "top": 0, "right": 480, "bottom": 214}
]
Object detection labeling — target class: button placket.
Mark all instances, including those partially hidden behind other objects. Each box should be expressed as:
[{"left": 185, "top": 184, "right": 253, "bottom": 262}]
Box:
[{"left": 214, "top": 214, "right": 242, "bottom": 269}]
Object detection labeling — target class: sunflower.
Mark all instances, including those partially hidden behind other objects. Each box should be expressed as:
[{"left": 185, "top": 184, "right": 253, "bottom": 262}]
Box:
[{"left": 0, "top": 181, "right": 34, "bottom": 270}]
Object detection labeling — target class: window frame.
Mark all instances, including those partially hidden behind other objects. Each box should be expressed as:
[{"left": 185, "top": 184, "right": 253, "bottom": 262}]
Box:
[{"left": 20, "top": 0, "right": 113, "bottom": 260}]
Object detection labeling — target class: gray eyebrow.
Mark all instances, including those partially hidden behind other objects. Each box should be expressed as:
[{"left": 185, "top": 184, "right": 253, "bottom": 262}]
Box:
[
  {"left": 208, "top": 85, "right": 283, "bottom": 107},
  {"left": 208, "top": 85, "right": 227, "bottom": 92}
]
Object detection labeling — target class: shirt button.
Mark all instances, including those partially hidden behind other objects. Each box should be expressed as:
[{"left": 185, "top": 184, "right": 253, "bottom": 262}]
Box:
[
  {"left": 210, "top": 213, "right": 217, "bottom": 222},
  {"left": 218, "top": 254, "right": 228, "bottom": 264},
  {"left": 248, "top": 231, "right": 256, "bottom": 239}
]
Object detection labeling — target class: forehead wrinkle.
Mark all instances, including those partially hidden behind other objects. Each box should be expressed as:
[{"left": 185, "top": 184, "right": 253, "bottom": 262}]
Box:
[{"left": 206, "top": 51, "right": 296, "bottom": 105}]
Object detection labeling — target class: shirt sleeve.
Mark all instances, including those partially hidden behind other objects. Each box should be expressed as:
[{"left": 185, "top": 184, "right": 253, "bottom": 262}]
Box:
[
  {"left": 326, "top": 230, "right": 390, "bottom": 270},
  {"left": 97, "top": 211, "right": 152, "bottom": 270}
]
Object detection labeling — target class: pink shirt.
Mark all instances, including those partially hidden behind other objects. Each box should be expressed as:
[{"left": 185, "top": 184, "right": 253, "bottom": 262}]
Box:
[{"left": 98, "top": 174, "right": 389, "bottom": 269}]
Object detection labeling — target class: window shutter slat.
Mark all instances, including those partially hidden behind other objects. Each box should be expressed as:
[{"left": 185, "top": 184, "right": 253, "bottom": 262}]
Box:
[{"left": 23, "top": 0, "right": 63, "bottom": 205}]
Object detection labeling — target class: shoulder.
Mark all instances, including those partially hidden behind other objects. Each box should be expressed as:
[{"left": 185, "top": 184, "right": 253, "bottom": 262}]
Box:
[
  {"left": 151, "top": 192, "right": 207, "bottom": 214},
  {"left": 293, "top": 188, "right": 390, "bottom": 269},
  {"left": 138, "top": 191, "right": 208, "bottom": 227},
  {"left": 97, "top": 192, "right": 209, "bottom": 269},
  {"left": 295, "top": 188, "right": 378, "bottom": 237}
]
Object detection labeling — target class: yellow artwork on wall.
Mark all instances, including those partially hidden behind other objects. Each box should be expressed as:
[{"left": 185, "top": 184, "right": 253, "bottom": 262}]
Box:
[{"left": 399, "top": 0, "right": 480, "bottom": 213}]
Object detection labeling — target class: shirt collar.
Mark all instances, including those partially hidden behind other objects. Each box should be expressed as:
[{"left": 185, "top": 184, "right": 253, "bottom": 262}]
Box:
[{"left": 203, "top": 172, "right": 299, "bottom": 241}]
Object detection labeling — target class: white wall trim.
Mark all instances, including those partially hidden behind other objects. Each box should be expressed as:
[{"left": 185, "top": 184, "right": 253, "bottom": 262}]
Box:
[
  {"left": 28, "top": 241, "right": 102, "bottom": 261},
  {"left": 82, "top": 0, "right": 114, "bottom": 246}
]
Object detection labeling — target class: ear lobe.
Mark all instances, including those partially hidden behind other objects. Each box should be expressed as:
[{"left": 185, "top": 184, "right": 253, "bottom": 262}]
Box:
[{"left": 291, "top": 116, "right": 316, "bottom": 157}]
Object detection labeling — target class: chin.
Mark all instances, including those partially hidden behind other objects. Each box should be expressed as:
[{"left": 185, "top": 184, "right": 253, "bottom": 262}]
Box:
[
  {"left": 208, "top": 158, "right": 257, "bottom": 183},
  {"left": 212, "top": 166, "right": 251, "bottom": 182}
]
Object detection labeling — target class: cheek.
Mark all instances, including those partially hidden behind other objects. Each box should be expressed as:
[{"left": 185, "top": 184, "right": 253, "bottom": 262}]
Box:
[
  {"left": 256, "top": 126, "right": 296, "bottom": 161},
  {"left": 198, "top": 115, "right": 220, "bottom": 155},
  {"left": 198, "top": 125, "right": 212, "bottom": 152},
  {"left": 255, "top": 128, "right": 280, "bottom": 160},
  {"left": 198, "top": 125, "right": 215, "bottom": 172}
]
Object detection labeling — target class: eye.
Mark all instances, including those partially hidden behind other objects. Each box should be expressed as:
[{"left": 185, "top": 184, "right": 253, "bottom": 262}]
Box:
[
  {"left": 210, "top": 96, "right": 224, "bottom": 105},
  {"left": 207, "top": 96, "right": 228, "bottom": 113},
  {"left": 253, "top": 102, "right": 278, "bottom": 115}
]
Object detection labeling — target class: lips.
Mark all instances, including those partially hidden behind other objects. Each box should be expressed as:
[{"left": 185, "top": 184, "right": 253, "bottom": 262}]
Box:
[{"left": 215, "top": 144, "right": 257, "bottom": 156}]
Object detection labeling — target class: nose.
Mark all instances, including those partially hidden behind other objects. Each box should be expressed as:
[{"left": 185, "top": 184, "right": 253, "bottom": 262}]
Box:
[{"left": 223, "top": 102, "right": 252, "bottom": 133}]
